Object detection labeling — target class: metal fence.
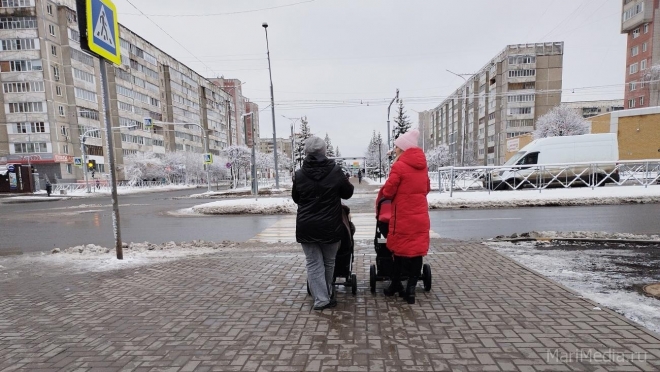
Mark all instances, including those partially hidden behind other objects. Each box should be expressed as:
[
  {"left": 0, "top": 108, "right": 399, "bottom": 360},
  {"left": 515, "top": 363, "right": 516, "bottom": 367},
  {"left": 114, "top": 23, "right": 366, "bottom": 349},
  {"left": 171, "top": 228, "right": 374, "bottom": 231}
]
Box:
[{"left": 431, "top": 160, "right": 660, "bottom": 197}]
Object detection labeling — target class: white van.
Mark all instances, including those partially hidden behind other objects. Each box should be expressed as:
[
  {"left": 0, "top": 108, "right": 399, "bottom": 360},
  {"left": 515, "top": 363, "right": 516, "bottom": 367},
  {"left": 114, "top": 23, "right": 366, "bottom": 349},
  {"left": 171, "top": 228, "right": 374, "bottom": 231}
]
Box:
[{"left": 487, "top": 133, "right": 619, "bottom": 190}]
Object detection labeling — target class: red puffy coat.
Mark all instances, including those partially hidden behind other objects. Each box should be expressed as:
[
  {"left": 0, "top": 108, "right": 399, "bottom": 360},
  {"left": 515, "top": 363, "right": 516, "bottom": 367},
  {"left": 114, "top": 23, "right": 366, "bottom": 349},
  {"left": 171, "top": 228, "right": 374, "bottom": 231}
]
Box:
[{"left": 380, "top": 147, "right": 431, "bottom": 257}]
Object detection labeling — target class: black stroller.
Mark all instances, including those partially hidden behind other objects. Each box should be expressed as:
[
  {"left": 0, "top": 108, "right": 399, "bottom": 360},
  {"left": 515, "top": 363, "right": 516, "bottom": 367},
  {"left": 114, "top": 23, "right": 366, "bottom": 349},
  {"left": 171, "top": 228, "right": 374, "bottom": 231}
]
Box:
[
  {"left": 369, "top": 199, "right": 432, "bottom": 293},
  {"left": 307, "top": 204, "right": 358, "bottom": 296}
]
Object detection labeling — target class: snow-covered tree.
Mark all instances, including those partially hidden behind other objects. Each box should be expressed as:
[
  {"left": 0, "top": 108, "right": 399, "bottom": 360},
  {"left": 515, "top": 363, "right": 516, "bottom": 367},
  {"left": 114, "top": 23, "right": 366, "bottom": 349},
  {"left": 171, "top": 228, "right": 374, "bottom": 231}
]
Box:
[
  {"left": 324, "top": 133, "right": 335, "bottom": 158},
  {"left": 335, "top": 147, "right": 344, "bottom": 168},
  {"left": 294, "top": 116, "right": 311, "bottom": 169},
  {"left": 276, "top": 149, "right": 292, "bottom": 172},
  {"left": 533, "top": 105, "right": 590, "bottom": 139},
  {"left": 643, "top": 64, "right": 660, "bottom": 106},
  {"left": 393, "top": 99, "right": 412, "bottom": 141},
  {"left": 364, "top": 131, "right": 387, "bottom": 177},
  {"left": 426, "top": 145, "right": 451, "bottom": 171},
  {"left": 221, "top": 145, "right": 251, "bottom": 188},
  {"left": 124, "top": 152, "right": 165, "bottom": 185}
]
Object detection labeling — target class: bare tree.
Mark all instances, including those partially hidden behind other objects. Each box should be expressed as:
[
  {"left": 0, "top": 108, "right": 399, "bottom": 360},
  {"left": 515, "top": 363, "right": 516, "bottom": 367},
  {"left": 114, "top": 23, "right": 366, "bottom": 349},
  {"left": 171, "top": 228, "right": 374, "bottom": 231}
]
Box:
[
  {"left": 533, "top": 105, "right": 590, "bottom": 139},
  {"left": 425, "top": 145, "right": 451, "bottom": 171}
]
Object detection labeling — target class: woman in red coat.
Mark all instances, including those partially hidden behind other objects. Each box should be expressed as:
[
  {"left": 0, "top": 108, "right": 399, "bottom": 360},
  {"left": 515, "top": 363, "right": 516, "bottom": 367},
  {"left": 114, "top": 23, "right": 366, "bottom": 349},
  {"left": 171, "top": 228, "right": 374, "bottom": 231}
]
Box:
[{"left": 380, "top": 129, "right": 430, "bottom": 304}]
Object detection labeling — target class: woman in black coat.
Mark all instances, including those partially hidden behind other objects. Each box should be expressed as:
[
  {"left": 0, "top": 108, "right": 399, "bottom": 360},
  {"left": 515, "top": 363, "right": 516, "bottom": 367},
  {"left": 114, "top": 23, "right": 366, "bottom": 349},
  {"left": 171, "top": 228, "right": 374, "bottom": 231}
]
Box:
[{"left": 292, "top": 136, "right": 354, "bottom": 310}]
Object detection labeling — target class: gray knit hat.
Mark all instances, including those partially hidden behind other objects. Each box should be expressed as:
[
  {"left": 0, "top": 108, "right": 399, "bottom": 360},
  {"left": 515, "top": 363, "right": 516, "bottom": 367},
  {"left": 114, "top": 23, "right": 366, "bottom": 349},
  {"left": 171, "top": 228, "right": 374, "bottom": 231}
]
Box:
[{"left": 304, "top": 136, "right": 327, "bottom": 156}]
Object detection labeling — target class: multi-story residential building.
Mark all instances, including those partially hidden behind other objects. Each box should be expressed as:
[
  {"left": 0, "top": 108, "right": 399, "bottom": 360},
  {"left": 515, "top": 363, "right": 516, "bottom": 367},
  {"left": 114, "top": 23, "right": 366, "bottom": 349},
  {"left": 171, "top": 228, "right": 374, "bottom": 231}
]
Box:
[
  {"left": 259, "top": 137, "right": 292, "bottom": 159},
  {"left": 210, "top": 77, "right": 246, "bottom": 146},
  {"left": 425, "top": 42, "right": 564, "bottom": 166},
  {"left": 417, "top": 110, "right": 433, "bottom": 151},
  {"left": 563, "top": 99, "right": 624, "bottom": 118},
  {"left": 621, "top": 0, "right": 658, "bottom": 109},
  {"left": 0, "top": 0, "right": 254, "bottom": 183}
]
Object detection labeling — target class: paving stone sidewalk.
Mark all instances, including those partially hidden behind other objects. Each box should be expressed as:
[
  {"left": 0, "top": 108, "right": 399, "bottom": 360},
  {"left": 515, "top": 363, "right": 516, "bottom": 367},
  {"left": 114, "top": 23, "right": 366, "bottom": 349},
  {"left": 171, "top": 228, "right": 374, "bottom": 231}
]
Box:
[{"left": 1, "top": 240, "right": 659, "bottom": 372}]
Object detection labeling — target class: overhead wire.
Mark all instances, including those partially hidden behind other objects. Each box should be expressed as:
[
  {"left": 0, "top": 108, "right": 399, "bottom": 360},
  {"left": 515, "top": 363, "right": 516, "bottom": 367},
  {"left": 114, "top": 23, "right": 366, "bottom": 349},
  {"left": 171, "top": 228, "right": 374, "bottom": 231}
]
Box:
[{"left": 120, "top": 0, "right": 317, "bottom": 17}]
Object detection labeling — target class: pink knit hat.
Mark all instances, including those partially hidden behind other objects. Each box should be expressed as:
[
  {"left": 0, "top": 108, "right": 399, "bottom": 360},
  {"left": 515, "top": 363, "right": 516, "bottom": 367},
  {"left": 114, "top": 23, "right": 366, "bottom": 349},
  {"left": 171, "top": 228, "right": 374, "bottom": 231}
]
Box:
[{"left": 394, "top": 129, "right": 420, "bottom": 151}]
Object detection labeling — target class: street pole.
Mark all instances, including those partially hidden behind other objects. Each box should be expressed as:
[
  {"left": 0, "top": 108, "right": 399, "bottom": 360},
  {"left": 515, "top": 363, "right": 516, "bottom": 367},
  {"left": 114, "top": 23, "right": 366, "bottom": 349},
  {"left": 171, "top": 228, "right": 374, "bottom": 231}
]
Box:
[
  {"left": 99, "top": 59, "right": 123, "bottom": 260},
  {"left": 378, "top": 138, "right": 382, "bottom": 183},
  {"left": 263, "top": 23, "right": 280, "bottom": 189},
  {"left": 204, "top": 128, "right": 211, "bottom": 192},
  {"left": 446, "top": 70, "right": 474, "bottom": 167},
  {"left": 81, "top": 136, "right": 90, "bottom": 193},
  {"left": 242, "top": 113, "right": 257, "bottom": 197},
  {"left": 386, "top": 89, "right": 399, "bottom": 150}
]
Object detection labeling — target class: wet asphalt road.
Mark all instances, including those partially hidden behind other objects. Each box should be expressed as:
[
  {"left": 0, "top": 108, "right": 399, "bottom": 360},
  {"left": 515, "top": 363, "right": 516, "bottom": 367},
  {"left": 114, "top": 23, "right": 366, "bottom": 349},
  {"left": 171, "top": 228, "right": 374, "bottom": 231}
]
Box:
[{"left": 1, "top": 185, "right": 660, "bottom": 255}]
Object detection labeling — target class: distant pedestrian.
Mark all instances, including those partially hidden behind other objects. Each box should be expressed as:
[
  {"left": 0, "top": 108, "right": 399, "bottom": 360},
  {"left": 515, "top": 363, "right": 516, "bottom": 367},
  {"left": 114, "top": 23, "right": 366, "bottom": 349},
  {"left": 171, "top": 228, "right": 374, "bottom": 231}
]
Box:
[
  {"left": 357, "top": 169, "right": 363, "bottom": 184},
  {"left": 379, "top": 129, "right": 430, "bottom": 304},
  {"left": 95, "top": 179, "right": 100, "bottom": 189},
  {"left": 45, "top": 181, "right": 52, "bottom": 197},
  {"left": 293, "top": 136, "right": 354, "bottom": 310}
]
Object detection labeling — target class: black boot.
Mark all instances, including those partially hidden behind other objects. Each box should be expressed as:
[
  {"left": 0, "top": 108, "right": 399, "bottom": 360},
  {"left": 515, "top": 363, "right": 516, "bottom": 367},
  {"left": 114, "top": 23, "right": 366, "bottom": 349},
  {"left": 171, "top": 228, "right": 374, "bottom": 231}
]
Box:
[
  {"left": 405, "top": 278, "right": 418, "bottom": 304},
  {"left": 383, "top": 281, "right": 403, "bottom": 296}
]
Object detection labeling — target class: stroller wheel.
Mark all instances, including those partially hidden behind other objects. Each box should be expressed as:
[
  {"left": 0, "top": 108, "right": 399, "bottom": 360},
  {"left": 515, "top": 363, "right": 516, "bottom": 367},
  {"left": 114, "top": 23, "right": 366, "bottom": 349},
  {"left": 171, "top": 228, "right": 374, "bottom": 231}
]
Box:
[
  {"left": 306, "top": 281, "right": 311, "bottom": 296},
  {"left": 351, "top": 273, "right": 357, "bottom": 295},
  {"left": 422, "top": 264, "right": 432, "bottom": 292},
  {"left": 369, "top": 264, "right": 376, "bottom": 294}
]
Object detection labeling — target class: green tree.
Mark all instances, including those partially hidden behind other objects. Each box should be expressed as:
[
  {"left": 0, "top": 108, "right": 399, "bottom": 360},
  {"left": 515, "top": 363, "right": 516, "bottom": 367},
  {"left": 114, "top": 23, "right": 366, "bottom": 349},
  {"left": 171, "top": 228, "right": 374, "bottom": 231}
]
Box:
[
  {"left": 324, "top": 133, "right": 335, "bottom": 158},
  {"left": 294, "top": 116, "right": 311, "bottom": 169},
  {"left": 393, "top": 99, "right": 412, "bottom": 141}
]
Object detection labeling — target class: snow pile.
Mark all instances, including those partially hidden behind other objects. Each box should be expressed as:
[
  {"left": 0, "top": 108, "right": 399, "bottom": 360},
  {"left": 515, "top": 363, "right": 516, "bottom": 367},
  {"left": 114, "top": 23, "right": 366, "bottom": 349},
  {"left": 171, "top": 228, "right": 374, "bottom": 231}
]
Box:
[
  {"left": 428, "top": 185, "right": 660, "bottom": 209},
  {"left": 188, "top": 197, "right": 297, "bottom": 215},
  {"left": 489, "top": 241, "right": 660, "bottom": 334},
  {"left": 363, "top": 177, "right": 385, "bottom": 186},
  {"left": 57, "top": 240, "right": 237, "bottom": 256},
  {"left": 527, "top": 231, "right": 660, "bottom": 241},
  {"left": 190, "top": 187, "right": 285, "bottom": 199}
]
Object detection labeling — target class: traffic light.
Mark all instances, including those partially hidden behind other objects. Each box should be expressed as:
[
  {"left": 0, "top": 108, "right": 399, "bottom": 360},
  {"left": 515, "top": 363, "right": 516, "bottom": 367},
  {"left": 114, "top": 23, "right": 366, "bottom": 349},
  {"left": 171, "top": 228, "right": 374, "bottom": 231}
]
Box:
[{"left": 87, "top": 159, "right": 96, "bottom": 171}]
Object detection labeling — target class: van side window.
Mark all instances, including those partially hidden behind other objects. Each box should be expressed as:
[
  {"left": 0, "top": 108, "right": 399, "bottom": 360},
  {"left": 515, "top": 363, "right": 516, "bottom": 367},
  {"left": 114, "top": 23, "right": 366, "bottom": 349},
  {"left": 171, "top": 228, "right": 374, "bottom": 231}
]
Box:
[{"left": 519, "top": 152, "right": 539, "bottom": 165}]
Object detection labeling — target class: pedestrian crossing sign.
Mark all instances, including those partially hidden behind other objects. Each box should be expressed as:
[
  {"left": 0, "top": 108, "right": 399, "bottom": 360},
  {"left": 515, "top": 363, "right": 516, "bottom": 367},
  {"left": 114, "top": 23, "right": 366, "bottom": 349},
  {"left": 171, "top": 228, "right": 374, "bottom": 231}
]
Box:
[
  {"left": 204, "top": 153, "right": 213, "bottom": 165},
  {"left": 74, "top": 157, "right": 82, "bottom": 167},
  {"left": 85, "top": 0, "right": 121, "bottom": 65}
]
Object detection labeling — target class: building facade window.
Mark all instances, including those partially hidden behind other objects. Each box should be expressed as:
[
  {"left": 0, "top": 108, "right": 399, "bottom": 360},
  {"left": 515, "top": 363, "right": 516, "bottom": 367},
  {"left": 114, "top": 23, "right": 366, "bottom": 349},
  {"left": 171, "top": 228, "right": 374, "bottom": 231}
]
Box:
[
  {"left": 8, "top": 101, "right": 44, "bottom": 113},
  {"left": 0, "top": 16, "right": 36, "bottom": 29},
  {"left": 78, "top": 107, "right": 100, "bottom": 120},
  {"left": 0, "top": 38, "right": 37, "bottom": 50},
  {"left": 14, "top": 122, "right": 45, "bottom": 133},
  {"left": 640, "top": 96, "right": 644, "bottom": 106},
  {"left": 56, "top": 85, "right": 62, "bottom": 96},
  {"left": 632, "top": 28, "right": 640, "bottom": 38},
  {"left": 73, "top": 67, "right": 95, "bottom": 83},
  {"left": 644, "top": 23, "right": 649, "bottom": 33},
  {"left": 48, "top": 24, "right": 55, "bottom": 36},
  {"left": 0, "top": 0, "right": 34, "bottom": 8},
  {"left": 46, "top": 3, "right": 52, "bottom": 14},
  {"left": 643, "top": 42, "right": 647, "bottom": 52},
  {"left": 630, "top": 81, "right": 637, "bottom": 91},
  {"left": 2, "top": 81, "right": 44, "bottom": 93},
  {"left": 71, "top": 49, "right": 94, "bottom": 66},
  {"left": 629, "top": 63, "right": 639, "bottom": 74},
  {"left": 66, "top": 164, "right": 72, "bottom": 174},
  {"left": 631, "top": 46, "right": 639, "bottom": 56},
  {"left": 74, "top": 87, "right": 97, "bottom": 102},
  {"left": 58, "top": 105, "right": 64, "bottom": 116},
  {"left": 508, "top": 69, "right": 536, "bottom": 78},
  {"left": 628, "top": 99, "right": 635, "bottom": 108},
  {"left": 14, "top": 142, "right": 48, "bottom": 153},
  {"left": 52, "top": 65, "right": 60, "bottom": 81},
  {"left": 641, "top": 59, "right": 647, "bottom": 70},
  {"left": 51, "top": 44, "right": 57, "bottom": 56}
]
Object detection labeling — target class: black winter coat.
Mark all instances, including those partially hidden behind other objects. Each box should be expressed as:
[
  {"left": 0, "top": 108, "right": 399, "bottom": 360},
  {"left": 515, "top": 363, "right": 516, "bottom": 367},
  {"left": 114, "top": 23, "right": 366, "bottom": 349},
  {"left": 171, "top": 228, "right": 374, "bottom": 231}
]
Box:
[{"left": 292, "top": 154, "right": 354, "bottom": 244}]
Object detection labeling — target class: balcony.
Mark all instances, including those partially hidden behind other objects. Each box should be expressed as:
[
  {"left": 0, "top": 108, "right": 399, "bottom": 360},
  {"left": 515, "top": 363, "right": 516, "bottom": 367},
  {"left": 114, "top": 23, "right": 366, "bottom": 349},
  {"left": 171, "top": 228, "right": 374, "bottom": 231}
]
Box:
[{"left": 622, "top": 0, "right": 652, "bottom": 33}]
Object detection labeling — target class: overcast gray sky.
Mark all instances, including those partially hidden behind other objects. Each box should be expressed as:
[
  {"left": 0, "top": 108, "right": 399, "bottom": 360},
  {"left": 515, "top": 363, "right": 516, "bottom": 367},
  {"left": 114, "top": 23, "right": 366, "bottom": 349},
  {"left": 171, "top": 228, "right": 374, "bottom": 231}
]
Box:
[{"left": 114, "top": 0, "right": 626, "bottom": 157}]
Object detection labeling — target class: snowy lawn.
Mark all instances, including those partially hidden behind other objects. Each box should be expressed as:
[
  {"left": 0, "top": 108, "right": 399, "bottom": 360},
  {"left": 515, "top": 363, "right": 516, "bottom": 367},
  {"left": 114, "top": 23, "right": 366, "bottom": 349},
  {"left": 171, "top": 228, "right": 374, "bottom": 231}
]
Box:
[
  {"left": 5, "top": 184, "right": 200, "bottom": 202},
  {"left": 488, "top": 239, "right": 660, "bottom": 334},
  {"left": 363, "top": 177, "right": 385, "bottom": 186},
  {"left": 428, "top": 185, "right": 660, "bottom": 209},
  {"left": 185, "top": 197, "right": 297, "bottom": 215}
]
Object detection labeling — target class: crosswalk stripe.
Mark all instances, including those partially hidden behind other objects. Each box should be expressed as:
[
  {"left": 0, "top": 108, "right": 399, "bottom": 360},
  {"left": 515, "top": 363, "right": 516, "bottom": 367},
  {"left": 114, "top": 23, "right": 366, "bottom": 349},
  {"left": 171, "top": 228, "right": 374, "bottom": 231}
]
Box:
[{"left": 249, "top": 213, "right": 439, "bottom": 243}]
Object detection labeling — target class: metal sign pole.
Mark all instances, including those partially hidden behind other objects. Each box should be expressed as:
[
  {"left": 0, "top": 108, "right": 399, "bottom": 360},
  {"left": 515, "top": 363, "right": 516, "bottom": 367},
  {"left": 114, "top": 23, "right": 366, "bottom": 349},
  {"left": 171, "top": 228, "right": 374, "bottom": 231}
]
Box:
[{"left": 100, "top": 59, "right": 123, "bottom": 259}]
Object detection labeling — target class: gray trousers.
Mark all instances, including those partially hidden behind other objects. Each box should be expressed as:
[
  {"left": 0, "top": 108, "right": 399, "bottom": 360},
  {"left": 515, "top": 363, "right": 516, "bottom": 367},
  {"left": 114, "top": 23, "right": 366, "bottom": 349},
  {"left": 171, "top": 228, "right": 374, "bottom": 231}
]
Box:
[{"left": 301, "top": 242, "right": 340, "bottom": 307}]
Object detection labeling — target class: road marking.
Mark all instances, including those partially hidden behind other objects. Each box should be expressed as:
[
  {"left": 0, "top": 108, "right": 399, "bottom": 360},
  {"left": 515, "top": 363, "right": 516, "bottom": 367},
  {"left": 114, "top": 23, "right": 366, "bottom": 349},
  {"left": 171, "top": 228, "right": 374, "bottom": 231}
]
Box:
[
  {"left": 441, "top": 218, "right": 522, "bottom": 222},
  {"left": 250, "top": 213, "right": 440, "bottom": 243}
]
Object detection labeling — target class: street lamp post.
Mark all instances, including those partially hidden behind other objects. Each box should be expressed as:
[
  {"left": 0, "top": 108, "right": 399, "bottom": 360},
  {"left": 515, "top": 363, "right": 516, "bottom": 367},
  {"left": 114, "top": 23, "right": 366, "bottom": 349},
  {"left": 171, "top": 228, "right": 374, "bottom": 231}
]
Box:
[
  {"left": 387, "top": 89, "right": 399, "bottom": 150},
  {"left": 376, "top": 136, "right": 383, "bottom": 183},
  {"left": 153, "top": 121, "right": 211, "bottom": 192},
  {"left": 446, "top": 69, "right": 476, "bottom": 167},
  {"left": 262, "top": 22, "right": 280, "bottom": 189},
  {"left": 242, "top": 112, "right": 257, "bottom": 197}
]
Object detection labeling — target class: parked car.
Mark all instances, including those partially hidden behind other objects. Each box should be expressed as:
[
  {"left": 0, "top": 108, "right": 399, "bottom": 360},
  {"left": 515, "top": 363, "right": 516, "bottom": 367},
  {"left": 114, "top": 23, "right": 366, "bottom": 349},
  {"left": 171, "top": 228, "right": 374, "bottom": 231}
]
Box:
[{"left": 486, "top": 133, "right": 620, "bottom": 190}]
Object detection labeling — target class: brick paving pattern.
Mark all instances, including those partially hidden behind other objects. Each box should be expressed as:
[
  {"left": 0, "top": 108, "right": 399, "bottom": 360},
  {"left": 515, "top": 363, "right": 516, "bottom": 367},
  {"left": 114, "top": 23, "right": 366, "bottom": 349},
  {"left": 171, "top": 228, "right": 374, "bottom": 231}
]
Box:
[{"left": 1, "top": 239, "right": 659, "bottom": 371}]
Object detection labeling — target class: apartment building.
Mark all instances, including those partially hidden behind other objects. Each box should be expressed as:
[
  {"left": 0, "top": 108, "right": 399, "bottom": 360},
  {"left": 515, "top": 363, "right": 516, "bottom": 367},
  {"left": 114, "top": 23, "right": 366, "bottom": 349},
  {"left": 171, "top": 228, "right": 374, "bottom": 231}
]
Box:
[
  {"left": 621, "top": 0, "right": 659, "bottom": 109},
  {"left": 425, "top": 42, "right": 563, "bottom": 166},
  {"left": 563, "top": 99, "right": 624, "bottom": 118},
  {"left": 210, "top": 77, "right": 247, "bottom": 146},
  {"left": 259, "top": 137, "right": 292, "bottom": 160},
  {"left": 0, "top": 0, "right": 252, "bottom": 183}
]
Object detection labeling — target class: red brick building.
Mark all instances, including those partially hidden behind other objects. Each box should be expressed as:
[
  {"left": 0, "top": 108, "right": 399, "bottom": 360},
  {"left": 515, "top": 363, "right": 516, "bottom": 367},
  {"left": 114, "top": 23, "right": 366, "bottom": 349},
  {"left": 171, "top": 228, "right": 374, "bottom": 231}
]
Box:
[{"left": 622, "top": 0, "right": 659, "bottom": 109}]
